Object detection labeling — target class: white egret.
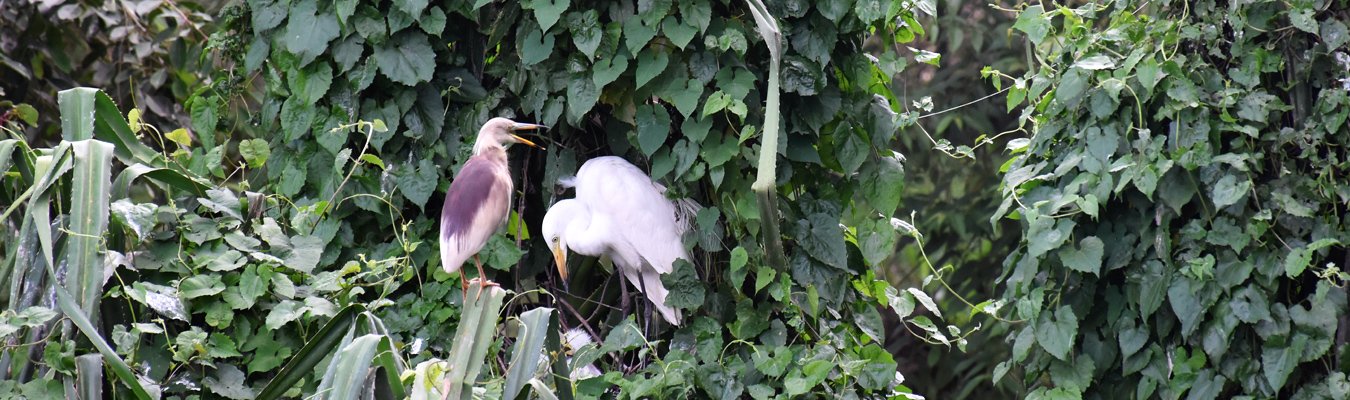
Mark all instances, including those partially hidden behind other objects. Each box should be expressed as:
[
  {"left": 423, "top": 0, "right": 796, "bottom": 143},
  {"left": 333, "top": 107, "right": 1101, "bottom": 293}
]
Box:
[
  {"left": 541, "top": 156, "right": 698, "bottom": 325},
  {"left": 440, "top": 118, "right": 543, "bottom": 294}
]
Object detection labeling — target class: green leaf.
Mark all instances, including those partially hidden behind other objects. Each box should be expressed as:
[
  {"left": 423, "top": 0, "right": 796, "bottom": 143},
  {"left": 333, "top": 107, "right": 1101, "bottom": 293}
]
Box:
[
  {"left": 635, "top": 48, "right": 669, "bottom": 89},
  {"left": 374, "top": 32, "right": 436, "bottom": 85},
  {"left": 265, "top": 300, "right": 306, "bottom": 330},
  {"left": 785, "top": 359, "right": 832, "bottom": 395},
  {"left": 180, "top": 274, "right": 225, "bottom": 299},
  {"left": 661, "top": 260, "right": 705, "bottom": 311},
  {"left": 283, "top": 0, "right": 341, "bottom": 66},
  {"left": 285, "top": 235, "right": 325, "bottom": 273},
  {"left": 190, "top": 96, "right": 219, "bottom": 149},
  {"left": 239, "top": 139, "right": 271, "bottom": 168},
  {"left": 853, "top": 0, "right": 888, "bottom": 24},
  {"left": 860, "top": 157, "right": 904, "bottom": 215},
  {"left": 622, "top": 17, "right": 657, "bottom": 54},
  {"left": 394, "top": 0, "right": 428, "bottom": 16},
  {"left": 1058, "top": 236, "right": 1104, "bottom": 275},
  {"left": 567, "top": 11, "right": 602, "bottom": 58},
  {"left": 1012, "top": 5, "right": 1049, "bottom": 44},
  {"left": 662, "top": 16, "right": 697, "bottom": 49},
  {"left": 702, "top": 90, "right": 732, "bottom": 117},
  {"left": 521, "top": 29, "right": 556, "bottom": 66},
  {"left": 660, "top": 79, "right": 702, "bottom": 118},
  {"left": 566, "top": 77, "right": 599, "bottom": 125},
  {"left": 1264, "top": 334, "right": 1308, "bottom": 390},
  {"left": 110, "top": 199, "right": 157, "bottom": 241},
  {"left": 14, "top": 103, "right": 37, "bottom": 126},
  {"left": 165, "top": 128, "right": 192, "bottom": 148},
  {"left": 395, "top": 159, "right": 439, "bottom": 210},
  {"left": 794, "top": 213, "right": 847, "bottom": 270},
  {"left": 1072, "top": 54, "right": 1115, "bottom": 70},
  {"left": 291, "top": 63, "right": 334, "bottom": 104},
  {"left": 1210, "top": 174, "right": 1249, "bottom": 209},
  {"left": 527, "top": 0, "right": 570, "bottom": 33},
  {"left": 833, "top": 121, "right": 867, "bottom": 174},
  {"left": 906, "top": 288, "right": 942, "bottom": 319},
  {"left": 592, "top": 55, "right": 629, "bottom": 88},
  {"left": 1036, "top": 305, "right": 1078, "bottom": 360},
  {"left": 1285, "top": 238, "right": 1341, "bottom": 277},
  {"left": 1289, "top": 7, "right": 1317, "bottom": 34},
  {"left": 635, "top": 104, "right": 671, "bottom": 157}
]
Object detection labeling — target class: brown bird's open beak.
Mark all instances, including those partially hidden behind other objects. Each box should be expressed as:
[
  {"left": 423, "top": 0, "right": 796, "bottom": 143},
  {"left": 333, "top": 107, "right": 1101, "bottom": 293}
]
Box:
[
  {"left": 551, "top": 240, "right": 569, "bottom": 290},
  {"left": 509, "top": 123, "right": 546, "bottom": 149}
]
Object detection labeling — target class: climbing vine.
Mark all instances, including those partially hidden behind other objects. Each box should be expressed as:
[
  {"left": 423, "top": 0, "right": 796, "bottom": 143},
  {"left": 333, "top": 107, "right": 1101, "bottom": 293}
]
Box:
[{"left": 993, "top": 0, "right": 1350, "bottom": 397}]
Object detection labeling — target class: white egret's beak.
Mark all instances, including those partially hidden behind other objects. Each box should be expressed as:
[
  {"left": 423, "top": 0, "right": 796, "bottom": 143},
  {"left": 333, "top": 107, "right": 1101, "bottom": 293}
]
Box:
[
  {"left": 509, "top": 123, "right": 546, "bottom": 149},
  {"left": 552, "top": 237, "right": 569, "bottom": 289}
]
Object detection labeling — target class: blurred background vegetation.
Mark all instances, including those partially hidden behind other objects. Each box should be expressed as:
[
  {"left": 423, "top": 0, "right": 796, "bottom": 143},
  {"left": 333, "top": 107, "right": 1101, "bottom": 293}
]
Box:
[{"left": 1, "top": 0, "right": 1025, "bottom": 398}]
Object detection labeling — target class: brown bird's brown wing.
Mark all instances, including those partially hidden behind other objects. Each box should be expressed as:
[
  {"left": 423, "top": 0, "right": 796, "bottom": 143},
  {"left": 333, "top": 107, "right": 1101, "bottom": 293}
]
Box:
[{"left": 439, "top": 155, "right": 511, "bottom": 273}]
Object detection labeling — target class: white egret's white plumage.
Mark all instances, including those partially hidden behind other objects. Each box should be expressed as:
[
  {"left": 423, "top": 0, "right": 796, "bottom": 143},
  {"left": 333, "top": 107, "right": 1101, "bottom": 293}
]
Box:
[
  {"left": 541, "top": 156, "right": 697, "bottom": 325},
  {"left": 440, "top": 118, "right": 542, "bottom": 291}
]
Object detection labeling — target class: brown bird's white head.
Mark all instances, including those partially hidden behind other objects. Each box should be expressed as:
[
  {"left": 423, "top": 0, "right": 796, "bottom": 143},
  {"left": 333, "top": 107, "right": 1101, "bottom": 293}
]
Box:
[{"left": 473, "top": 117, "right": 545, "bottom": 154}]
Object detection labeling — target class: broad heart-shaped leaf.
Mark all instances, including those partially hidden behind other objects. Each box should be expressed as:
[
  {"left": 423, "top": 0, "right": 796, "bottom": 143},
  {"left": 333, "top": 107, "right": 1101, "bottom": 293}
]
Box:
[
  {"left": 860, "top": 157, "right": 904, "bottom": 216},
  {"left": 1012, "top": 5, "right": 1049, "bottom": 44},
  {"left": 567, "top": 10, "right": 601, "bottom": 58},
  {"left": 289, "top": 62, "right": 333, "bottom": 104},
  {"left": 1058, "top": 236, "right": 1104, "bottom": 275},
  {"left": 592, "top": 54, "right": 628, "bottom": 88},
  {"left": 794, "top": 213, "right": 848, "bottom": 270},
  {"left": 527, "top": 0, "right": 569, "bottom": 33},
  {"left": 661, "top": 260, "right": 705, "bottom": 311},
  {"left": 853, "top": 0, "right": 888, "bottom": 24},
  {"left": 1035, "top": 305, "right": 1078, "bottom": 360},
  {"left": 635, "top": 104, "right": 671, "bottom": 157},
  {"left": 238, "top": 138, "right": 271, "bottom": 168},
  {"left": 394, "top": 158, "right": 439, "bottom": 210},
  {"left": 659, "top": 78, "right": 702, "bottom": 118},
  {"left": 833, "top": 121, "right": 867, "bottom": 174},
  {"left": 1264, "top": 334, "right": 1308, "bottom": 390},
  {"left": 635, "top": 48, "right": 669, "bottom": 89},
  {"left": 284, "top": 235, "right": 324, "bottom": 273},
  {"left": 374, "top": 32, "right": 436, "bottom": 86},
  {"left": 1210, "top": 174, "right": 1249, "bottom": 209},
  {"left": 622, "top": 17, "right": 657, "bottom": 55},
  {"left": 662, "top": 16, "right": 697, "bottom": 49},
  {"left": 520, "top": 29, "right": 556, "bottom": 66},
  {"left": 249, "top": 0, "right": 288, "bottom": 32},
  {"left": 393, "top": 0, "right": 428, "bottom": 17},
  {"left": 180, "top": 274, "right": 225, "bottom": 299},
  {"left": 566, "top": 77, "right": 599, "bottom": 125},
  {"left": 110, "top": 199, "right": 157, "bottom": 241},
  {"left": 283, "top": 0, "right": 340, "bottom": 66},
  {"left": 1285, "top": 238, "right": 1341, "bottom": 277}
]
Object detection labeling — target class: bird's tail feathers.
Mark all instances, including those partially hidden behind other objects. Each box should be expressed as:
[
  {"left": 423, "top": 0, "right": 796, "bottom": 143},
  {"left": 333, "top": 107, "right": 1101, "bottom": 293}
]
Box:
[
  {"left": 637, "top": 269, "right": 683, "bottom": 325},
  {"left": 672, "top": 198, "right": 702, "bottom": 236}
]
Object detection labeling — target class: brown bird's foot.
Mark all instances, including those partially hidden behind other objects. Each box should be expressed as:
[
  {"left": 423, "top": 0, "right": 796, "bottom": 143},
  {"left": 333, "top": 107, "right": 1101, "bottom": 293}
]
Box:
[
  {"left": 471, "top": 255, "right": 497, "bottom": 300},
  {"left": 465, "top": 278, "right": 500, "bottom": 301}
]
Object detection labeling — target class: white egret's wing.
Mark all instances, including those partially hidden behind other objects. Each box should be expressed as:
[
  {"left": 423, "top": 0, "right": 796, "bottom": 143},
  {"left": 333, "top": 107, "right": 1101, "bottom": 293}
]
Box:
[{"left": 574, "top": 156, "right": 688, "bottom": 274}]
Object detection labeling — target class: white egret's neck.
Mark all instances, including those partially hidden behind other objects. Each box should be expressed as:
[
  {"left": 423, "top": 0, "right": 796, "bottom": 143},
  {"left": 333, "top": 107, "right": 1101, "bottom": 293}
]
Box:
[{"left": 554, "top": 200, "right": 609, "bottom": 257}]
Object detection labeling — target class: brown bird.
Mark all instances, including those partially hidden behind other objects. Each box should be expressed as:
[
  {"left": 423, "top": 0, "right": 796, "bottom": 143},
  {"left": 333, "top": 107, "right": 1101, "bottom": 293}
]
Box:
[{"left": 440, "top": 117, "right": 543, "bottom": 295}]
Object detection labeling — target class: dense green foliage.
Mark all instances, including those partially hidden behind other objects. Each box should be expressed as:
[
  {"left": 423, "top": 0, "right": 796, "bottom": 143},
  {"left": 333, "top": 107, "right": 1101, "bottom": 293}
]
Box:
[
  {"left": 1, "top": 0, "right": 1004, "bottom": 398},
  {"left": 214, "top": 0, "right": 959, "bottom": 397},
  {"left": 0, "top": 0, "right": 218, "bottom": 134},
  {"left": 994, "top": 0, "right": 1350, "bottom": 397}
]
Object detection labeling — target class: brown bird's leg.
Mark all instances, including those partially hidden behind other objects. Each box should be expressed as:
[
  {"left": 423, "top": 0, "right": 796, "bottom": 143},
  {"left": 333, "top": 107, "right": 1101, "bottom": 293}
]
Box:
[
  {"left": 460, "top": 269, "right": 470, "bottom": 303},
  {"left": 473, "top": 254, "right": 499, "bottom": 300}
]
